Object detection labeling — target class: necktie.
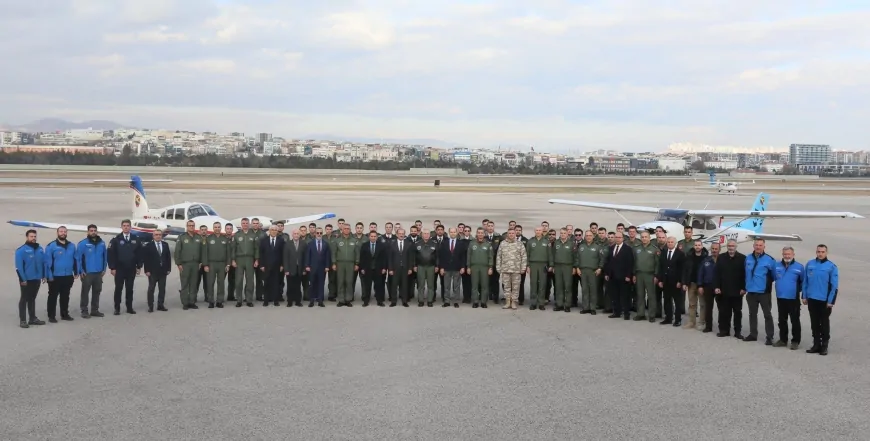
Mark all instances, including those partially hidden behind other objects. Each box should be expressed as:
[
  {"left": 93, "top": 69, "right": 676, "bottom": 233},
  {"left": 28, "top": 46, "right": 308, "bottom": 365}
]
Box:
[
  {"left": 614, "top": 245, "right": 619, "bottom": 257},
  {"left": 317, "top": 241, "right": 321, "bottom": 252},
  {"left": 271, "top": 238, "right": 275, "bottom": 247},
  {"left": 668, "top": 250, "right": 673, "bottom": 260},
  {"left": 294, "top": 241, "right": 298, "bottom": 249},
  {"left": 124, "top": 235, "right": 129, "bottom": 242},
  {"left": 399, "top": 241, "right": 403, "bottom": 252},
  {"left": 371, "top": 243, "right": 375, "bottom": 255},
  {"left": 450, "top": 239, "right": 454, "bottom": 251},
  {"left": 156, "top": 242, "right": 161, "bottom": 256}
]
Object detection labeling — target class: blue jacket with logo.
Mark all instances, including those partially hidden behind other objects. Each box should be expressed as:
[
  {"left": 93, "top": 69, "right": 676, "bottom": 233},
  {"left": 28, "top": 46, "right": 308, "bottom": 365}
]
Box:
[
  {"left": 45, "top": 239, "right": 77, "bottom": 279},
  {"left": 15, "top": 242, "right": 45, "bottom": 282},
  {"left": 76, "top": 236, "right": 108, "bottom": 274},
  {"left": 802, "top": 258, "right": 839, "bottom": 304},
  {"left": 774, "top": 260, "right": 803, "bottom": 300},
  {"left": 697, "top": 255, "right": 717, "bottom": 286},
  {"left": 745, "top": 252, "right": 776, "bottom": 294}
]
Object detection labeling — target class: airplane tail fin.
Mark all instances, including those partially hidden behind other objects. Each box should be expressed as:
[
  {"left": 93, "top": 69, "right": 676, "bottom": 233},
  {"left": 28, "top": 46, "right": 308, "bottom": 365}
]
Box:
[
  {"left": 130, "top": 176, "right": 150, "bottom": 219},
  {"left": 745, "top": 192, "right": 769, "bottom": 233}
]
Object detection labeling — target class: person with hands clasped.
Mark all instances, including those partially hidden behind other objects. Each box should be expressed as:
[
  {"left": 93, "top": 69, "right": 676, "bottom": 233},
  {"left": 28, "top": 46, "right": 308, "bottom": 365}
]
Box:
[
  {"left": 16, "top": 229, "right": 46, "bottom": 328},
  {"left": 803, "top": 244, "right": 839, "bottom": 356}
]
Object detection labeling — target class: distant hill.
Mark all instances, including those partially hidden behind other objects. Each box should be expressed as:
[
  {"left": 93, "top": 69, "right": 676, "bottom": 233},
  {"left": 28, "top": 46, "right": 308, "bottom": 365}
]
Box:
[
  {"left": 301, "top": 134, "right": 462, "bottom": 148},
  {"left": 2, "top": 118, "right": 125, "bottom": 132}
]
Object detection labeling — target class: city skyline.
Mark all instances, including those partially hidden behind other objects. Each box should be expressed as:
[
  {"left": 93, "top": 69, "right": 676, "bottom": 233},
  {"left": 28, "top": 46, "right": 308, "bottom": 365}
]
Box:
[{"left": 2, "top": 1, "right": 868, "bottom": 151}]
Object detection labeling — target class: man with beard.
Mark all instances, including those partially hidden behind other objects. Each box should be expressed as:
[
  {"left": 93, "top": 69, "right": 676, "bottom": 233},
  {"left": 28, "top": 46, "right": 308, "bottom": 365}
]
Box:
[
  {"left": 714, "top": 239, "right": 746, "bottom": 338},
  {"left": 696, "top": 242, "right": 720, "bottom": 333},
  {"left": 682, "top": 240, "right": 708, "bottom": 330},
  {"left": 76, "top": 224, "right": 107, "bottom": 318},
  {"left": 16, "top": 229, "right": 46, "bottom": 328},
  {"left": 44, "top": 226, "right": 77, "bottom": 323},
  {"left": 107, "top": 219, "right": 143, "bottom": 315}
]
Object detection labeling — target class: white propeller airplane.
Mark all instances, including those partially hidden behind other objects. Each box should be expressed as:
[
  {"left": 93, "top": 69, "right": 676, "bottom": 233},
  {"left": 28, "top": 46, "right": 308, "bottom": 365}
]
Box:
[
  {"left": 548, "top": 192, "right": 863, "bottom": 245},
  {"left": 8, "top": 175, "right": 336, "bottom": 241},
  {"left": 695, "top": 171, "right": 754, "bottom": 193}
]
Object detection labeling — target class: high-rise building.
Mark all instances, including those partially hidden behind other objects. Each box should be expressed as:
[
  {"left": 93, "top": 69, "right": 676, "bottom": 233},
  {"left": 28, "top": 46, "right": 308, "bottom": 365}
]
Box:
[
  {"left": 257, "top": 133, "right": 272, "bottom": 144},
  {"left": 788, "top": 144, "right": 831, "bottom": 166}
]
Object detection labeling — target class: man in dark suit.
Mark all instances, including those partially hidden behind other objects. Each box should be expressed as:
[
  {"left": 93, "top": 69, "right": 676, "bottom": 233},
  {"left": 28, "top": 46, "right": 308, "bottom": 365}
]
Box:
[
  {"left": 438, "top": 227, "right": 466, "bottom": 308},
  {"left": 142, "top": 230, "right": 171, "bottom": 313},
  {"left": 657, "top": 236, "right": 686, "bottom": 326},
  {"left": 282, "top": 228, "right": 305, "bottom": 307},
  {"left": 259, "top": 225, "right": 285, "bottom": 307},
  {"left": 387, "top": 228, "right": 415, "bottom": 307},
  {"left": 359, "top": 230, "right": 388, "bottom": 306},
  {"left": 604, "top": 233, "right": 635, "bottom": 319},
  {"left": 304, "top": 227, "right": 331, "bottom": 307}
]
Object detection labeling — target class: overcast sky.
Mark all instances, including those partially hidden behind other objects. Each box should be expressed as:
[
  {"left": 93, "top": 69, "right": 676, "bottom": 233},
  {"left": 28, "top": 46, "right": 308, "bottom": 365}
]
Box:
[{"left": 1, "top": 0, "right": 868, "bottom": 151}]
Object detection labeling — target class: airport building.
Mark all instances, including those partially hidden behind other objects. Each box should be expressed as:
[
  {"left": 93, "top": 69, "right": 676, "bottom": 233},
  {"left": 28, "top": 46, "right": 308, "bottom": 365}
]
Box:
[{"left": 789, "top": 144, "right": 832, "bottom": 172}]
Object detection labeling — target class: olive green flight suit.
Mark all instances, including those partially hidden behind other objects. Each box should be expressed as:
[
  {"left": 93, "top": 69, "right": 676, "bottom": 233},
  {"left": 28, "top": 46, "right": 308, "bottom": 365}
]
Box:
[
  {"left": 175, "top": 233, "right": 206, "bottom": 306},
  {"left": 551, "top": 239, "right": 575, "bottom": 308},
  {"left": 575, "top": 241, "right": 604, "bottom": 311},
  {"left": 205, "top": 233, "right": 231, "bottom": 303},
  {"left": 634, "top": 242, "right": 660, "bottom": 320},
  {"left": 333, "top": 234, "right": 360, "bottom": 303},
  {"left": 231, "top": 229, "right": 260, "bottom": 303},
  {"left": 526, "top": 236, "right": 552, "bottom": 307},
  {"left": 467, "top": 240, "right": 493, "bottom": 304}
]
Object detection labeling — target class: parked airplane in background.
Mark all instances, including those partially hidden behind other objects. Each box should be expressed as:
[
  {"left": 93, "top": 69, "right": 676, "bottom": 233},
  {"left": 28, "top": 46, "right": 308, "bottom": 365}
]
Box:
[
  {"left": 696, "top": 171, "right": 754, "bottom": 193},
  {"left": 8, "top": 176, "right": 335, "bottom": 241},
  {"left": 548, "top": 192, "right": 863, "bottom": 244}
]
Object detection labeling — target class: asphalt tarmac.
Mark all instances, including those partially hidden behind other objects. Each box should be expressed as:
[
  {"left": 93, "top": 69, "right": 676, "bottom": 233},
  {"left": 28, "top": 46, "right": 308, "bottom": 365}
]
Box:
[{"left": 1, "top": 186, "right": 868, "bottom": 440}]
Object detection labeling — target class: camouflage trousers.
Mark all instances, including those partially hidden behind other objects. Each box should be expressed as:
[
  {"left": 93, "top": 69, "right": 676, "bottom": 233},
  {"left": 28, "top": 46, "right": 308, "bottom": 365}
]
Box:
[{"left": 501, "top": 272, "right": 521, "bottom": 301}]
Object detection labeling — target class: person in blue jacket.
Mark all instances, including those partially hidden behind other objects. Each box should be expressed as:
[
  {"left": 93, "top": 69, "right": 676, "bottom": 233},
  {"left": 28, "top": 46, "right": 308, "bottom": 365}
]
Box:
[
  {"left": 15, "top": 229, "right": 46, "bottom": 328},
  {"left": 773, "top": 246, "right": 804, "bottom": 350},
  {"left": 802, "top": 244, "right": 839, "bottom": 356},
  {"left": 44, "top": 226, "right": 77, "bottom": 323},
  {"left": 744, "top": 239, "right": 778, "bottom": 345},
  {"left": 76, "top": 224, "right": 108, "bottom": 318}
]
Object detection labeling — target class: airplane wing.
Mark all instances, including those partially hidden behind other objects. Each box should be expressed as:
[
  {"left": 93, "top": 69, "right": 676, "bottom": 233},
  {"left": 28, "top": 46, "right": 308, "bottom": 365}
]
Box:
[
  {"left": 93, "top": 179, "right": 174, "bottom": 183},
  {"left": 748, "top": 233, "right": 802, "bottom": 241},
  {"left": 689, "top": 209, "right": 864, "bottom": 219},
  {"left": 7, "top": 220, "right": 182, "bottom": 241},
  {"left": 279, "top": 212, "right": 337, "bottom": 225},
  {"left": 548, "top": 199, "right": 660, "bottom": 214}
]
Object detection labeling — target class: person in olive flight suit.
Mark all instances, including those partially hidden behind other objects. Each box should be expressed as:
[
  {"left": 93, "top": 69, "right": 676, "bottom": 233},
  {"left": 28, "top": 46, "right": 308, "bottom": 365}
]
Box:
[
  {"left": 525, "top": 226, "right": 552, "bottom": 311},
  {"left": 205, "top": 221, "right": 231, "bottom": 308},
  {"left": 632, "top": 230, "right": 659, "bottom": 322},
  {"left": 351, "top": 222, "right": 366, "bottom": 301},
  {"left": 552, "top": 228, "right": 576, "bottom": 312},
  {"left": 251, "top": 218, "right": 267, "bottom": 301},
  {"left": 224, "top": 223, "right": 237, "bottom": 302},
  {"left": 570, "top": 227, "right": 583, "bottom": 308},
  {"left": 484, "top": 222, "right": 501, "bottom": 304},
  {"left": 467, "top": 227, "right": 493, "bottom": 308},
  {"left": 175, "top": 220, "right": 206, "bottom": 310},
  {"left": 193, "top": 225, "right": 209, "bottom": 302},
  {"left": 575, "top": 230, "right": 604, "bottom": 314},
  {"left": 414, "top": 229, "right": 439, "bottom": 307},
  {"left": 333, "top": 224, "right": 360, "bottom": 307},
  {"left": 231, "top": 218, "right": 260, "bottom": 307},
  {"left": 107, "top": 219, "right": 144, "bottom": 315}
]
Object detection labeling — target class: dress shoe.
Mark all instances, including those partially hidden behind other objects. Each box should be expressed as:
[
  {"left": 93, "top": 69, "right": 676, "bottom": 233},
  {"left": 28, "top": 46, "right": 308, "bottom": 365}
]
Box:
[
  {"left": 114, "top": 309, "right": 121, "bottom": 316},
  {"left": 20, "top": 321, "right": 29, "bottom": 328},
  {"left": 427, "top": 302, "right": 433, "bottom": 307},
  {"left": 295, "top": 302, "right": 302, "bottom": 307},
  {"left": 702, "top": 329, "right": 712, "bottom": 333},
  {"left": 765, "top": 338, "right": 773, "bottom": 346},
  {"left": 529, "top": 305, "right": 536, "bottom": 310},
  {"left": 418, "top": 302, "right": 424, "bottom": 307},
  {"left": 208, "top": 303, "right": 215, "bottom": 309},
  {"left": 633, "top": 316, "right": 646, "bottom": 321},
  {"left": 236, "top": 302, "right": 243, "bottom": 307},
  {"left": 81, "top": 311, "right": 90, "bottom": 319},
  {"left": 660, "top": 320, "right": 672, "bottom": 325},
  {"left": 564, "top": 308, "right": 571, "bottom": 313},
  {"left": 286, "top": 301, "right": 293, "bottom": 307},
  {"left": 608, "top": 313, "right": 620, "bottom": 318},
  {"left": 61, "top": 315, "right": 73, "bottom": 321},
  {"left": 734, "top": 333, "right": 744, "bottom": 339},
  {"left": 819, "top": 342, "right": 828, "bottom": 355},
  {"left": 402, "top": 302, "right": 409, "bottom": 307},
  {"left": 273, "top": 302, "right": 279, "bottom": 306},
  {"left": 378, "top": 302, "right": 386, "bottom": 307},
  {"left": 389, "top": 302, "right": 396, "bottom": 307},
  {"left": 554, "top": 306, "right": 564, "bottom": 312},
  {"left": 346, "top": 303, "right": 353, "bottom": 307},
  {"left": 743, "top": 335, "right": 758, "bottom": 342},
  {"left": 90, "top": 311, "right": 104, "bottom": 317},
  {"left": 453, "top": 303, "right": 458, "bottom": 308},
  {"left": 806, "top": 344, "right": 820, "bottom": 354},
  {"left": 472, "top": 303, "right": 479, "bottom": 308},
  {"left": 318, "top": 302, "right": 325, "bottom": 307},
  {"left": 589, "top": 310, "right": 596, "bottom": 315},
  {"left": 29, "top": 318, "right": 46, "bottom": 325},
  {"left": 148, "top": 306, "right": 154, "bottom": 313},
  {"left": 538, "top": 305, "right": 546, "bottom": 311},
  {"left": 217, "top": 303, "right": 224, "bottom": 308},
  {"left": 481, "top": 303, "right": 488, "bottom": 308},
  {"left": 183, "top": 305, "right": 189, "bottom": 310},
  {"left": 773, "top": 340, "right": 787, "bottom": 348},
  {"left": 188, "top": 304, "right": 198, "bottom": 310},
  {"left": 579, "top": 309, "right": 589, "bottom": 314},
  {"left": 337, "top": 302, "right": 344, "bottom": 307},
  {"left": 308, "top": 302, "right": 315, "bottom": 307},
  {"left": 717, "top": 332, "right": 729, "bottom": 337},
  {"left": 246, "top": 303, "right": 254, "bottom": 307},
  {"left": 48, "top": 317, "right": 58, "bottom": 324},
  {"left": 672, "top": 321, "right": 681, "bottom": 327},
  {"left": 789, "top": 342, "right": 800, "bottom": 350}
]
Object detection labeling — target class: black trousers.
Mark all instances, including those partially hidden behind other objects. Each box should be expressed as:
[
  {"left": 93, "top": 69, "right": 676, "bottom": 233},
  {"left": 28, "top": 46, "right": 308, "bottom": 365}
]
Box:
[
  {"left": 47, "top": 275, "right": 74, "bottom": 318},
  {"left": 19, "top": 280, "right": 40, "bottom": 322},
  {"left": 390, "top": 269, "right": 410, "bottom": 303},
  {"left": 662, "top": 282, "right": 684, "bottom": 320},
  {"left": 286, "top": 273, "right": 303, "bottom": 304},
  {"left": 654, "top": 285, "right": 663, "bottom": 317},
  {"left": 264, "top": 268, "right": 282, "bottom": 302},
  {"left": 519, "top": 273, "right": 527, "bottom": 304},
  {"left": 718, "top": 295, "right": 743, "bottom": 334},
  {"left": 609, "top": 277, "right": 632, "bottom": 317},
  {"left": 807, "top": 299, "right": 831, "bottom": 344},
  {"left": 113, "top": 270, "right": 136, "bottom": 309},
  {"left": 255, "top": 266, "right": 265, "bottom": 300},
  {"left": 361, "top": 270, "right": 385, "bottom": 303},
  {"left": 701, "top": 284, "right": 715, "bottom": 330},
  {"left": 571, "top": 273, "right": 580, "bottom": 307},
  {"left": 461, "top": 273, "right": 471, "bottom": 303},
  {"left": 776, "top": 298, "right": 801, "bottom": 343},
  {"left": 489, "top": 270, "right": 500, "bottom": 301},
  {"left": 147, "top": 273, "right": 167, "bottom": 307},
  {"left": 226, "top": 268, "right": 236, "bottom": 299}
]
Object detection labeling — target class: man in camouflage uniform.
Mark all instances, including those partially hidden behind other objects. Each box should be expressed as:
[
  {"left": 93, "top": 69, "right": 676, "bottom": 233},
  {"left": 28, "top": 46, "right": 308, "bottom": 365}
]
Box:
[{"left": 496, "top": 229, "right": 527, "bottom": 310}]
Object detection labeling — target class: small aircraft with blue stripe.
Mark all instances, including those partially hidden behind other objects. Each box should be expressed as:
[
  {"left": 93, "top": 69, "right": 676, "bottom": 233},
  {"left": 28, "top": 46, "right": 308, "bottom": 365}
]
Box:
[
  {"left": 695, "top": 170, "right": 754, "bottom": 194},
  {"left": 8, "top": 176, "right": 336, "bottom": 241},
  {"left": 549, "top": 192, "right": 863, "bottom": 244}
]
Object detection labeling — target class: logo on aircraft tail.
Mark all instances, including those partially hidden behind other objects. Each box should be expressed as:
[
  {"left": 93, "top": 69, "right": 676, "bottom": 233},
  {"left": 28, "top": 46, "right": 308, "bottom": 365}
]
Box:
[
  {"left": 759, "top": 196, "right": 765, "bottom": 206},
  {"left": 135, "top": 194, "right": 141, "bottom": 207}
]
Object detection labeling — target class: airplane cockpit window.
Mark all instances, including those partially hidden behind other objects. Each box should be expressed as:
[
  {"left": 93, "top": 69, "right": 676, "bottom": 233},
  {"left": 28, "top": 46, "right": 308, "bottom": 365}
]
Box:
[
  {"left": 691, "top": 219, "right": 704, "bottom": 229},
  {"left": 200, "top": 205, "right": 218, "bottom": 216},
  {"left": 160, "top": 211, "right": 167, "bottom": 219},
  {"left": 187, "top": 205, "right": 208, "bottom": 219},
  {"left": 706, "top": 219, "right": 718, "bottom": 230},
  {"left": 654, "top": 209, "right": 688, "bottom": 224}
]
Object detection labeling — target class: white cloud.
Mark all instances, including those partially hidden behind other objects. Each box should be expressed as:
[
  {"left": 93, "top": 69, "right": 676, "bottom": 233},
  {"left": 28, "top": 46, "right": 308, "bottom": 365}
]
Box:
[{"left": 1, "top": 0, "right": 869, "bottom": 151}]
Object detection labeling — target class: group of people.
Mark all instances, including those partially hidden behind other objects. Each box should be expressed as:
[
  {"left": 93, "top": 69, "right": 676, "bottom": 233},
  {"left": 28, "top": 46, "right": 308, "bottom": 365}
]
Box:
[{"left": 15, "top": 217, "right": 840, "bottom": 354}]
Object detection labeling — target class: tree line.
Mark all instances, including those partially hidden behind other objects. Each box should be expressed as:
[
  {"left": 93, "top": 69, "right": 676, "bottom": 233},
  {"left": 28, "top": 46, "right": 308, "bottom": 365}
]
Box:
[{"left": 0, "top": 149, "right": 691, "bottom": 176}]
